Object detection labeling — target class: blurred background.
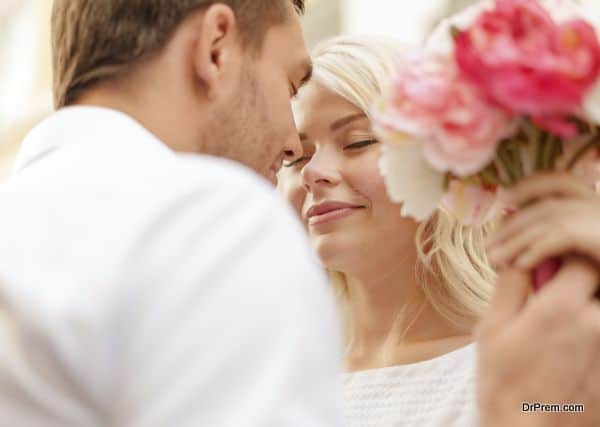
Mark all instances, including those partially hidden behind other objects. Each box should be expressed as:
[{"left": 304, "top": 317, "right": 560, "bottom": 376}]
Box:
[{"left": 1, "top": 0, "right": 598, "bottom": 181}]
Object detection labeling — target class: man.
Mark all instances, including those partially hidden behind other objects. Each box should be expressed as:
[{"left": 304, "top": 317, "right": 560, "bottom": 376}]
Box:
[
  {"left": 0, "top": 1, "right": 598, "bottom": 427},
  {"left": 0, "top": 1, "right": 342, "bottom": 426}
]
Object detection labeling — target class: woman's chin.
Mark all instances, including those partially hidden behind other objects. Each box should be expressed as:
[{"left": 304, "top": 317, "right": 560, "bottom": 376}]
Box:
[{"left": 311, "top": 233, "right": 366, "bottom": 272}]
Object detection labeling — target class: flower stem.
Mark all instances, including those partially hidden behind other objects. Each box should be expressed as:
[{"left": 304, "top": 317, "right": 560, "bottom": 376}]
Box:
[
  {"left": 492, "top": 158, "right": 511, "bottom": 187},
  {"left": 549, "top": 136, "right": 563, "bottom": 169},
  {"left": 498, "top": 143, "right": 518, "bottom": 185},
  {"left": 542, "top": 135, "right": 556, "bottom": 170},
  {"left": 523, "top": 119, "right": 541, "bottom": 176},
  {"left": 535, "top": 132, "right": 548, "bottom": 171},
  {"left": 567, "top": 131, "right": 600, "bottom": 171},
  {"left": 480, "top": 164, "right": 502, "bottom": 187},
  {"left": 510, "top": 141, "right": 525, "bottom": 179}
]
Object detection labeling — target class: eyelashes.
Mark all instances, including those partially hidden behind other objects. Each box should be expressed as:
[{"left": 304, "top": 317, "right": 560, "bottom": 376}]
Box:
[
  {"left": 283, "top": 156, "right": 311, "bottom": 168},
  {"left": 283, "top": 139, "right": 379, "bottom": 168},
  {"left": 344, "top": 139, "right": 379, "bottom": 150}
]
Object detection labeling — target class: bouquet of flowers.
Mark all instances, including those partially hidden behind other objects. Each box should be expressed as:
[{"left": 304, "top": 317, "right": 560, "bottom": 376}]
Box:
[{"left": 373, "top": 0, "right": 600, "bottom": 289}]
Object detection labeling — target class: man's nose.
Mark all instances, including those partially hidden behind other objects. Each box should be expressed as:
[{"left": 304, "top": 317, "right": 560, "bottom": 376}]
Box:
[{"left": 283, "top": 132, "right": 303, "bottom": 159}]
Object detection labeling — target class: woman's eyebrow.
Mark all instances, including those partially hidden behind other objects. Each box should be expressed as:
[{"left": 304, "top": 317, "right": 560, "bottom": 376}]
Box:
[
  {"left": 330, "top": 113, "right": 368, "bottom": 131},
  {"left": 297, "top": 113, "right": 367, "bottom": 141}
]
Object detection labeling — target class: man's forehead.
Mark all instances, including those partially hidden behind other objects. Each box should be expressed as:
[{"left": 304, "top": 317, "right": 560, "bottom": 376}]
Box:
[{"left": 262, "top": 9, "right": 308, "bottom": 55}]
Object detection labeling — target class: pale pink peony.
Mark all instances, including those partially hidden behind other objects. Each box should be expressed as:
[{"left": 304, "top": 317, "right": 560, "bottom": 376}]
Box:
[
  {"left": 373, "top": 50, "right": 513, "bottom": 177},
  {"left": 584, "top": 79, "right": 600, "bottom": 125},
  {"left": 454, "top": 0, "right": 600, "bottom": 137},
  {"left": 441, "top": 180, "right": 502, "bottom": 226}
]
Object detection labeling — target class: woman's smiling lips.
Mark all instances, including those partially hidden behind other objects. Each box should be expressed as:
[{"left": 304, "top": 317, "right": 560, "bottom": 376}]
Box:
[{"left": 306, "top": 201, "right": 365, "bottom": 226}]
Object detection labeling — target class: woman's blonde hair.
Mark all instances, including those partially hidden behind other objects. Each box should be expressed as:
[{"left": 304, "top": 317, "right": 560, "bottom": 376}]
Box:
[{"left": 312, "top": 35, "right": 497, "bottom": 331}]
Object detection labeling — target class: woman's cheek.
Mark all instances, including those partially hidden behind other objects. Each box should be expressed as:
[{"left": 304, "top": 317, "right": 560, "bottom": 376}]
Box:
[
  {"left": 347, "top": 154, "right": 388, "bottom": 206},
  {"left": 277, "top": 170, "right": 306, "bottom": 218},
  {"left": 289, "top": 185, "right": 307, "bottom": 219}
]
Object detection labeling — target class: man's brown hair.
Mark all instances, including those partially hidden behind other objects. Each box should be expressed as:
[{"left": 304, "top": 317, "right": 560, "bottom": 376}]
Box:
[{"left": 51, "top": 0, "right": 305, "bottom": 108}]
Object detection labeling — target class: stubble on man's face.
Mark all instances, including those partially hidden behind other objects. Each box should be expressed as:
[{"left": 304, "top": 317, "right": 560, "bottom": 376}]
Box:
[
  {"left": 199, "top": 10, "right": 310, "bottom": 183},
  {"left": 201, "top": 61, "right": 275, "bottom": 179}
]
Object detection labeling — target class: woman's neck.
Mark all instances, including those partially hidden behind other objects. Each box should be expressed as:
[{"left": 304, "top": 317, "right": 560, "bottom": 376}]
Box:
[{"left": 343, "top": 264, "right": 474, "bottom": 372}]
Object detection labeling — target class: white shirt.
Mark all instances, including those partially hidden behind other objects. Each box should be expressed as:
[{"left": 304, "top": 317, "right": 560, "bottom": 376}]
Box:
[
  {"left": 343, "top": 344, "right": 477, "bottom": 427},
  {"left": 0, "top": 107, "right": 344, "bottom": 427}
]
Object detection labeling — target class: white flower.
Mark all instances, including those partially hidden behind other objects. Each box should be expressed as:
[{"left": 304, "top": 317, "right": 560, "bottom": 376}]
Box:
[
  {"left": 584, "top": 79, "right": 600, "bottom": 125},
  {"left": 378, "top": 140, "right": 446, "bottom": 222}
]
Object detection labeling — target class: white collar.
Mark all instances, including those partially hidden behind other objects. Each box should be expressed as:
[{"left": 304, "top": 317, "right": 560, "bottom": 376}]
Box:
[{"left": 13, "top": 106, "right": 173, "bottom": 173}]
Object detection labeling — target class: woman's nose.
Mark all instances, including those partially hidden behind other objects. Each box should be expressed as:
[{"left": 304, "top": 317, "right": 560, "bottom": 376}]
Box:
[{"left": 301, "top": 150, "right": 340, "bottom": 192}]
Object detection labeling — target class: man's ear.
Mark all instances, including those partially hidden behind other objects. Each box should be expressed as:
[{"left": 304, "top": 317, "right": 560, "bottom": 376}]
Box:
[{"left": 192, "top": 4, "right": 241, "bottom": 100}]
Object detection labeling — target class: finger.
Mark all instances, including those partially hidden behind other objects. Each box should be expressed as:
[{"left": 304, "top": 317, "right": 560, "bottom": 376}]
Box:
[
  {"left": 487, "top": 200, "right": 555, "bottom": 250},
  {"left": 539, "top": 256, "right": 600, "bottom": 306},
  {"left": 488, "top": 224, "right": 546, "bottom": 267},
  {"left": 505, "top": 172, "right": 593, "bottom": 207},
  {"left": 478, "top": 268, "right": 532, "bottom": 336},
  {"left": 515, "top": 232, "right": 576, "bottom": 270},
  {"left": 487, "top": 198, "right": 586, "bottom": 250},
  {"left": 580, "top": 302, "right": 600, "bottom": 342}
]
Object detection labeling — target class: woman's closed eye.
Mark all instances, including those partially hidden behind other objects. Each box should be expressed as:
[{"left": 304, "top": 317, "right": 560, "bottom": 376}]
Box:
[
  {"left": 283, "top": 139, "right": 378, "bottom": 167},
  {"left": 344, "top": 139, "right": 379, "bottom": 150}
]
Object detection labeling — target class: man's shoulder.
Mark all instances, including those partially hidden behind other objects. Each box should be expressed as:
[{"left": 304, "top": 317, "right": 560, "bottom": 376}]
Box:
[
  {"left": 0, "top": 151, "right": 314, "bottom": 331},
  {"left": 167, "top": 153, "right": 275, "bottom": 196},
  {"left": 0, "top": 150, "right": 308, "bottom": 286},
  {"left": 1, "top": 151, "right": 294, "bottom": 248}
]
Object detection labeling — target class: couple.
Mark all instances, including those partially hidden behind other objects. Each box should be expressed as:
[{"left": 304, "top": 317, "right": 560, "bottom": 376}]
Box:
[{"left": 0, "top": 1, "right": 598, "bottom": 426}]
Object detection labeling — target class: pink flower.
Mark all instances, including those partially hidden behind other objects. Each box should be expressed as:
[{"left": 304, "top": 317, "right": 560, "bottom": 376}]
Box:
[
  {"left": 454, "top": 0, "right": 600, "bottom": 137},
  {"left": 373, "top": 50, "right": 512, "bottom": 177},
  {"left": 442, "top": 180, "right": 502, "bottom": 225}
]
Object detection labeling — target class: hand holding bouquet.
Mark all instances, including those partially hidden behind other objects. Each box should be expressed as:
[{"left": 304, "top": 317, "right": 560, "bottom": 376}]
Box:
[
  {"left": 486, "top": 173, "right": 600, "bottom": 297},
  {"left": 373, "top": 0, "right": 600, "bottom": 290}
]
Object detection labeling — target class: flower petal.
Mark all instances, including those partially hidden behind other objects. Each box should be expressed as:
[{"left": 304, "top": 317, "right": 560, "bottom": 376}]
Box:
[
  {"left": 584, "top": 78, "right": 600, "bottom": 124},
  {"left": 441, "top": 180, "right": 501, "bottom": 226},
  {"left": 379, "top": 141, "right": 445, "bottom": 221}
]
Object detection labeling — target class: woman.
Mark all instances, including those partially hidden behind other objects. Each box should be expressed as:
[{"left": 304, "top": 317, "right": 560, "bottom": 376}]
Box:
[{"left": 277, "top": 36, "right": 497, "bottom": 426}]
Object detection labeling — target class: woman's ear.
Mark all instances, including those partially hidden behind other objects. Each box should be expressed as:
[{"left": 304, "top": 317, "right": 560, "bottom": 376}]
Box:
[{"left": 191, "top": 4, "right": 242, "bottom": 101}]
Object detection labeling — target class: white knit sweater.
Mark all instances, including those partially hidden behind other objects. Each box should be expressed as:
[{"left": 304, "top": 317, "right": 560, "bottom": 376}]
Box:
[{"left": 342, "top": 344, "right": 477, "bottom": 427}]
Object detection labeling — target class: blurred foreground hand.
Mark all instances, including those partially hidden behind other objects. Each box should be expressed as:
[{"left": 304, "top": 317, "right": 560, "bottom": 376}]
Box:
[{"left": 477, "top": 257, "right": 600, "bottom": 427}]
